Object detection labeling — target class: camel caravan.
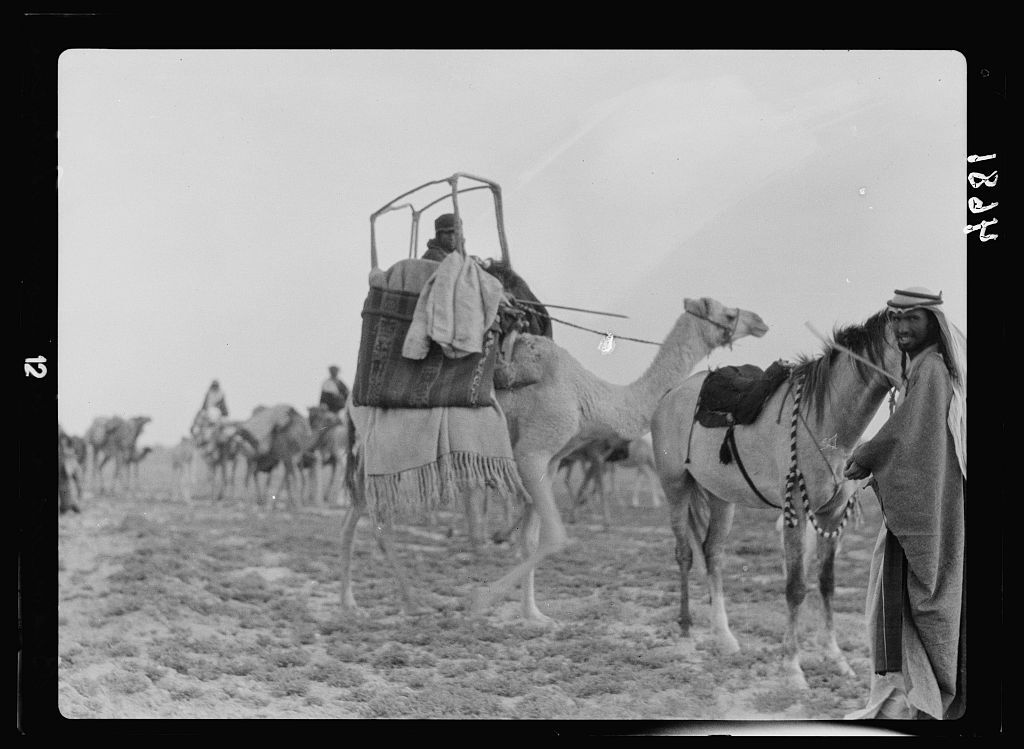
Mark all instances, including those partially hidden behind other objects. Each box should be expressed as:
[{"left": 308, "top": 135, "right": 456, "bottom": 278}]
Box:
[{"left": 60, "top": 173, "right": 942, "bottom": 692}]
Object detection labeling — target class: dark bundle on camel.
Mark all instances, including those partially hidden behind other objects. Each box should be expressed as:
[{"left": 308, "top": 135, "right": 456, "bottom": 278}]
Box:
[{"left": 481, "top": 259, "right": 553, "bottom": 339}]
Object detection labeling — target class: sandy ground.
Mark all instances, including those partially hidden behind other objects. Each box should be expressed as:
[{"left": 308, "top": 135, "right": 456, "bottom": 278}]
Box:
[{"left": 50, "top": 457, "right": 904, "bottom": 733}]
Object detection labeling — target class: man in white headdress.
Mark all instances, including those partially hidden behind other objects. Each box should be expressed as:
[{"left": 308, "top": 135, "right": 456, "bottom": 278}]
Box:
[{"left": 843, "top": 287, "right": 966, "bottom": 720}]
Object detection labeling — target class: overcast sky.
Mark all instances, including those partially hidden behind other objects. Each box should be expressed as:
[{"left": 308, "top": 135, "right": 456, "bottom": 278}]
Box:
[{"left": 57, "top": 49, "right": 967, "bottom": 448}]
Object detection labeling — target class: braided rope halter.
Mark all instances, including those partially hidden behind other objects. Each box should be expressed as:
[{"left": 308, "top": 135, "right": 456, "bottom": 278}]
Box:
[{"left": 782, "top": 372, "right": 859, "bottom": 538}]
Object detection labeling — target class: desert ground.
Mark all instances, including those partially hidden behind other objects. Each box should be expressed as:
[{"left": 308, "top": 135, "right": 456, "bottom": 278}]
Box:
[{"left": 54, "top": 444, "right": 899, "bottom": 732}]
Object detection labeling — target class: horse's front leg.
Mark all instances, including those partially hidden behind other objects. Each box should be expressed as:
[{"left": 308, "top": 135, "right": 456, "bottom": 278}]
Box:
[
  {"left": 817, "top": 533, "right": 856, "bottom": 677},
  {"left": 781, "top": 514, "right": 812, "bottom": 689}
]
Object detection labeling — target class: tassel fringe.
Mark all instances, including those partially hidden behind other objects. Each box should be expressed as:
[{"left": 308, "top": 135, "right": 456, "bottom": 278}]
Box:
[{"left": 365, "top": 452, "right": 526, "bottom": 526}]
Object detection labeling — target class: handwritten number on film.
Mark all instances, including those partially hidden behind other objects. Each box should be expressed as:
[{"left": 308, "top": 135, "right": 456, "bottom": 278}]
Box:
[
  {"left": 965, "top": 153, "right": 998, "bottom": 242},
  {"left": 25, "top": 356, "right": 47, "bottom": 378}
]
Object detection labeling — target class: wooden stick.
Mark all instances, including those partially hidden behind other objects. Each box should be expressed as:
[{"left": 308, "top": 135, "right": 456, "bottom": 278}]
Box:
[
  {"left": 804, "top": 322, "right": 901, "bottom": 386},
  {"left": 515, "top": 299, "right": 629, "bottom": 319}
]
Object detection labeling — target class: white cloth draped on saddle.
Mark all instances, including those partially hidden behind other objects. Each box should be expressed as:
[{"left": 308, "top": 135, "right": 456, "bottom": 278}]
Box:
[
  {"left": 357, "top": 257, "right": 524, "bottom": 525},
  {"left": 401, "top": 250, "right": 505, "bottom": 360},
  {"left": 238, "top": 404, "right": 295, "bottom": 454}
]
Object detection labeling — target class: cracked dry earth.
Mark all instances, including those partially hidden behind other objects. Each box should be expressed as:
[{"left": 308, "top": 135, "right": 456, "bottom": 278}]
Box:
[{"left": 55, "top": 450, "right": 888, "bottom": 729}]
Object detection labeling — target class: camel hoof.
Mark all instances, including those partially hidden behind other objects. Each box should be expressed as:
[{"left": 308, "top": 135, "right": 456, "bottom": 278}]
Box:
[
  {"left": 524, "top": 610, "right": 558, "bottom": 626},
  {"left": 339, "top": 603, "right": 368, "bottom": 619},
  {"left": 401, "top": 602, "right": 434, "bottom": 617}
]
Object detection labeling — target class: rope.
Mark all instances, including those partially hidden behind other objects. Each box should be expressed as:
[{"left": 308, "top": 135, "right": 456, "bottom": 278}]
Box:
[
  {"left": 530, "top": 308, "right": 663, "bottom": 346},
  {"left": 512, "top": 300, "right": 738, "bottom": 347},
  {"left": 783, "top": 372, "right": 858, "bottom": 539}
]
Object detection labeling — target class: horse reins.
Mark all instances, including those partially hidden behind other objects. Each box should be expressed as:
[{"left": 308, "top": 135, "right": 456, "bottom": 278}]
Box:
[
  {"left": 781, "top": 372, "right": 859, "bottom": 539},
  {"left": 685, "top": 369, "right": 858, "bottom": 537}
]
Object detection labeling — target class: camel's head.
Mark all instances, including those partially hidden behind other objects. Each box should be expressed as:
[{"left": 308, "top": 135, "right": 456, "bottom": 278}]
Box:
[{"left": 684, "top": 297, "right": 769, "bottom": 348}]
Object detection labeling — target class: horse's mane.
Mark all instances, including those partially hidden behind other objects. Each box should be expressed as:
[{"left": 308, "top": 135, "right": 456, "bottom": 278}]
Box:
[{"left": 791, "top": 310, "right": 890, "bottom": 423}]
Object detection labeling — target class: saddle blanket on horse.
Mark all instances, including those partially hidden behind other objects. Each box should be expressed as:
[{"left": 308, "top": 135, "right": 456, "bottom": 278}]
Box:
[
  {"left": 352, "top": 259, "right": 500, "bottom": 409},
  {"left": 695, "top": 360, "right": 791, "bottom": 428}
]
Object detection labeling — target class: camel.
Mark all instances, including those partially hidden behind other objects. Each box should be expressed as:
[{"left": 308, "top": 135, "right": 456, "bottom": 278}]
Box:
[
  {"left": 305, "top": 406, "right": 350, "bottom": 506},
  {"left": 560, "top": 437, "right": 626, "bottom": 524},
  {"left": 236, "top": 404, "right": 319, "bottom": 511},
  {"left": 190, "top": 412, "right": 248, "bottom": 502},
  {"left": 339, "top": 296, "right": 768, "bottom": 621},
  {"left": 125, "top": 445, "right": 153, "bottom": 491},
  {"left": 649, "top": 309, "right": 900, "bottom": 688},
  {"left": 568, "top": 434, "right": 665, "bottom": 525},
  {"left": 467, "top": 297, "right": 768, "bottom": 623},
  {"left": 68, "top": 434, "right": 88, "bottom": 470},
  {"left": 92, "top": 416, "right": 152, "bottom": 494},
  {"left": 83, "top": 416, "right": 116, "bottom": 491},
  {"left": 58, "top": 425, "right": 83, "bottom": 514},
  {"left": 170, "top": 436, "right": 196, "bottom": 503},
  {"left": 615, "top": 434, "right": 665, "bottom": 509}
]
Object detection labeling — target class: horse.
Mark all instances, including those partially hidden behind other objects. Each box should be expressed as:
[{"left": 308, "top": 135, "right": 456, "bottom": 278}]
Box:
[{"left": 649, "top": 309, "right": 900, "bottom": 688}]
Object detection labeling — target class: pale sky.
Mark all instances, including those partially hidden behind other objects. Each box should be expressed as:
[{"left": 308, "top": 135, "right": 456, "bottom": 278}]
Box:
[{"left": 57, "top": 49, "right": 967, "bottom": 448}]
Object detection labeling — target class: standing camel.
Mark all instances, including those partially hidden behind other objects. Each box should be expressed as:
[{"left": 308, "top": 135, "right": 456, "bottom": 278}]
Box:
[
  {"left": 236, "top": 404, "right": 319, "bottom": 512},
  {"left": 84, "top": 416, "right": 116, "bottom": 491},
  {"left": 190, "top": 412, "right": 247, "bottom": 502},
  {"left": 559, "top": 437, "right": 624, "bottom": 523},
  {"left": 125, "top": 445, "right": 153, "bottom": 491},
  {"left": 602, "top": 434, "right": 665, "bottom": 510},
  {"left": 93, "top": 416, "right": 152, "bottom": 494},
  {"left": 305, "top": 406, "right": 350, "bottom": 506},
  {"left": 340, "top": 297, "right": 768, "bottom": 621},
  {"left": 649, "top": 309, "right": 901, "bottom": 688},
  {"left": 58, "top": 425, "right": 83, "bottom": 514}
]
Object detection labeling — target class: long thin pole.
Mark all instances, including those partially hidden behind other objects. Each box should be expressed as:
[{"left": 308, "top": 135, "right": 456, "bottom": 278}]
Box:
[{"left": 804, "top": 322, "right": 901, "bottom": 386}]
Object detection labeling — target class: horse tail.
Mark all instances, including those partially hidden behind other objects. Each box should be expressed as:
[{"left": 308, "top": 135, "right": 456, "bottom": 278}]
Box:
[{"left": 685, "top": 479, "right": 712, "bottom": 577}]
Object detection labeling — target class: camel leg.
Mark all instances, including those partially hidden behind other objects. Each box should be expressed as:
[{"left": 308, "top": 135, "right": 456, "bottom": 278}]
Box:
[
  {"left": 470, "top": 453, "right": 567, "bottom": 623},
  {"left": 817, "top": 531, "right": 855, "bottom": 677},
  {"left": 462, "top": 486, "right": 487, "bottom": 553},
  {"left": 781, "top": 512, "right": 811, "bottom": 689},
  {"left": 516, "top": 505, "right": 550, "bottom": 622},
  {"left": 703, "top": 491, "right": 740, "bottom": 654},
  {"left": 96, "top": 453, "right": 112, "bottom": 495},
  {"left": 373, "top": 519, "right": 431, "bottom": 616},
  {"left": 648, "top": 467, "right": 664, "bottom": 508},
  {"left": 337, "top": 498, "right": 367, "bottom": 616},
  {"left": 491, "top": 503, "right": 526, "bottom": 546},
  {"left": 246, "top": 465, "right": 263, "bottom": 511},
  {"left": 599, "top": 476, "right": 613, "bottom": 531},
  {"left": 308, "top": 454, "right": 323, "bottom": 506},
  {"left": 564, "top": 465, "right": 580, "bottom": 523}
]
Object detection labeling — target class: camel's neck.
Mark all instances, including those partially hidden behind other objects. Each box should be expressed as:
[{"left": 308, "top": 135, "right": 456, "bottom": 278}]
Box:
[
  {"left": 634, "top": 314, "right": 715, "bottom": 405},
  {"left": 606, "top": 315, "right": 715, "bottom": 437}
]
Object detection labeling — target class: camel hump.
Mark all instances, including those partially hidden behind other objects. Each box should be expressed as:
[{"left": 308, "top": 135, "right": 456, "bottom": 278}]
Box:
[{"left": 494, "top": 333, "right": 556, "bottom": 390}]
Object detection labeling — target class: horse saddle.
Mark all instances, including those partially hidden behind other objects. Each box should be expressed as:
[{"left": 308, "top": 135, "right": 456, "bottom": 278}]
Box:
[{"left": 695, "top": 361, "right": 791, "bottom": 429}]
